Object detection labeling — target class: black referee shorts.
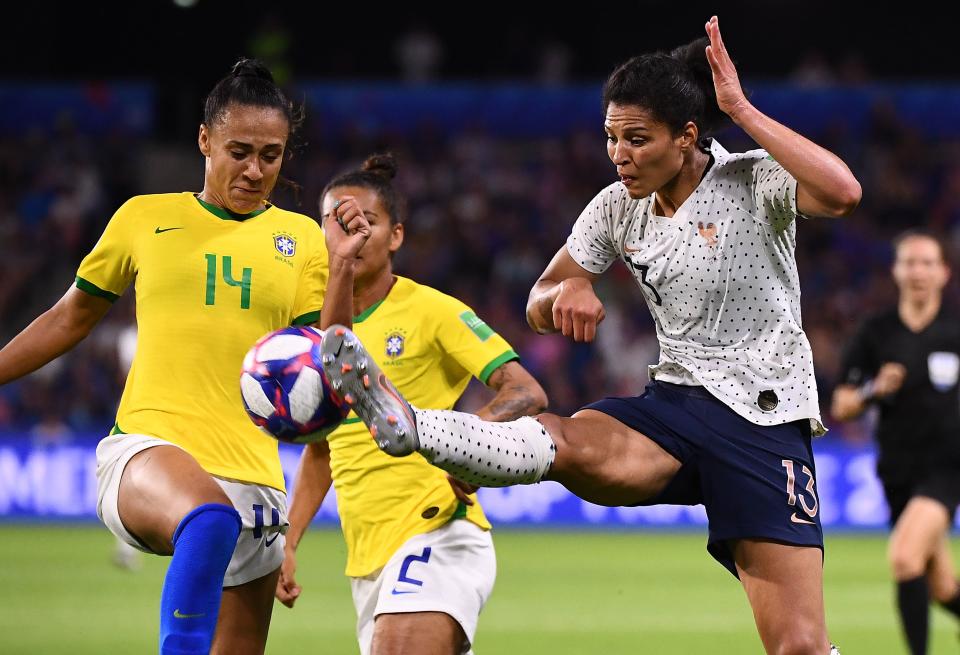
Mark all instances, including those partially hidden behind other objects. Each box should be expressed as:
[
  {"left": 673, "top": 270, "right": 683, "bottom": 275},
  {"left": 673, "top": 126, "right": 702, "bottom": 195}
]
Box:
[{"left": 883, "top": 471, "right": 960, "bottom": 527}]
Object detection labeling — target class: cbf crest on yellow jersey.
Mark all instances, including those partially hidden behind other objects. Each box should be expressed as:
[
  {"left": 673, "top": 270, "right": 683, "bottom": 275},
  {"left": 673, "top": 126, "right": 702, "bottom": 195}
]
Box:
[
  {"left": 326, "top": 276, "right": 518, "bottom": 577},
  {"left": 76, "top": 193, "right": 328, "bottom": 491}
]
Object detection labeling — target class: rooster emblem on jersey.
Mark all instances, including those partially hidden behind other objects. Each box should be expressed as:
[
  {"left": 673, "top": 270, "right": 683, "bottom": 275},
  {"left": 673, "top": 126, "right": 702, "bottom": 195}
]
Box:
[{"left": 697, "top": 221, "right": 718, "bottom": 248}]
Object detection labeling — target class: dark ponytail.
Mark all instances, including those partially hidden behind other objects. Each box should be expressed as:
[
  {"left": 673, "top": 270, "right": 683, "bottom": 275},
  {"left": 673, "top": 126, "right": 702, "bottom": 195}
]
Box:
[
  {"left": 602, "top": 37, "right": 729, "bottom": 137},
  {"left": 203, "top": 58, "right": 302, "bottom": 136}
]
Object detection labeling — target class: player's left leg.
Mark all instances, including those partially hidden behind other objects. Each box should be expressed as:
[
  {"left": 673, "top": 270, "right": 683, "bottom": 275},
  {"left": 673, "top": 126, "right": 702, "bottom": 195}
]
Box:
[
  {"left": 208, "top": 478, "right": 288, "bottom": 654},
  {"left": 733, "top": 540, "right": 832, "bottom": 655},
  {"left": 211, "top": 567, "right": 281, "bottom": 655},
  {"left": 372, "top": 612, "right": 467, "bottom": 655},
  {"left": 888, "top": 495, "right": 951, "bottom": 654},
  {"left": 890, "top": 496, "right": 951, "bottom": 582}
]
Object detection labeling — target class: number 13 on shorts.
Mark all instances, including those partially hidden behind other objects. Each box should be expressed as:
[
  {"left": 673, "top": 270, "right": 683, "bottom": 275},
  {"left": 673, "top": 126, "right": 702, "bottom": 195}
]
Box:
[{"left": 782, "top": 459, "right": 818, "bottom": 523}]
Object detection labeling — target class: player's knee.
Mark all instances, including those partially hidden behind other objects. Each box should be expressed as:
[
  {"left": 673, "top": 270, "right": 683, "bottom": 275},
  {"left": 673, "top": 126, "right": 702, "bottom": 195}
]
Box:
[
  {"left": 173, "top": 502, "right": 242, "bottom": 550},
  {"left": 538, "top": 414, "right": 595, "bottom": 474},
  {"left": 772, "top": 631, "right": 829, "bottom": 655},
  {"left": 887, "top": 545, "right": 925, "bottom": 581}
]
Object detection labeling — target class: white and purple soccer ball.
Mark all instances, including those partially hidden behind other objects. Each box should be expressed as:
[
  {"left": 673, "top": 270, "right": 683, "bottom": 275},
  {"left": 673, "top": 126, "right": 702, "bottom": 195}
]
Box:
[{"left": 240, "top": 326, "right": 349, "bottom": 443}]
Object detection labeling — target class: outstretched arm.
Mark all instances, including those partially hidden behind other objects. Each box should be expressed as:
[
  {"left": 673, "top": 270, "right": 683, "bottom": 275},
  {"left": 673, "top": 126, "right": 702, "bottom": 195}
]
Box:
[
  {"left": 0, "top": 285, "right": 112, "bottom": 385},
  {"left": 705, "top": 15, "right": 861, "bottom": 218}
]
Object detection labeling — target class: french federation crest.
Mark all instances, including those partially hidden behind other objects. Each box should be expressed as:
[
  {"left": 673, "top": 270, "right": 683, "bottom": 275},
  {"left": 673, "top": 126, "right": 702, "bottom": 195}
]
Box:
[
  {"left": 385, "top": 332, "right": 405, "bottom": 358},
  {"left": 274, "top": 234, "right": 296, "bottom": 257}
]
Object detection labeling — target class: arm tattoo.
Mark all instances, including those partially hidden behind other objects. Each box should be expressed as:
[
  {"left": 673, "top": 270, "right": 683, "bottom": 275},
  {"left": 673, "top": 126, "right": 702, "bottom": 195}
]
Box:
[
  {"left": 485, "top": 386, "right": 542, "bottom": 422},
  {"left": 479, "top": 363, "right": 546, "bottom": 422}
]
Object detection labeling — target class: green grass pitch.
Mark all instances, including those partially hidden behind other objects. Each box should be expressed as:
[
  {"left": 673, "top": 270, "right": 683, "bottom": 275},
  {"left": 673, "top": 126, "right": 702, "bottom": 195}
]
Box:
[{"left": 1, "top": 526, "right": 958, "bottom": 653}]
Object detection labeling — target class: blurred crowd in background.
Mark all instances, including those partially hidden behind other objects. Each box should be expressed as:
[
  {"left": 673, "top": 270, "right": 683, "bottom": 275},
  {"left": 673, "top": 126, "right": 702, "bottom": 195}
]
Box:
[{"left": 3, "top": 9, "right": 960, "bottom": 445}]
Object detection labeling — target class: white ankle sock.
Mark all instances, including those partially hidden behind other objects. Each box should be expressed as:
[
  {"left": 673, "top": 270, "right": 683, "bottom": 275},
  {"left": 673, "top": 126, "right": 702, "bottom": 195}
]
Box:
[{"left": 413, "top": 409, "right": 556, "bottom": 486}]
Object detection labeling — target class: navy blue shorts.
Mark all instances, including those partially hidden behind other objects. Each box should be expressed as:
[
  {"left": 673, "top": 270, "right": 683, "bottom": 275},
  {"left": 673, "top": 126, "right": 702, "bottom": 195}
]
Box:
[{"left": 584, "top": 381, "right": 824, "bottom": 578}]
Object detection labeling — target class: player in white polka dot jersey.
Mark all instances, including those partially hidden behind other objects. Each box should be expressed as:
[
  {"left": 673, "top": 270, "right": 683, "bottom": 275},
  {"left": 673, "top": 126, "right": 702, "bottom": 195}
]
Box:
[
  {"left": 322, "top": 17, "right": 857, "bottom": 655},
  {"left": 567, "top": 137, "right": 821, "bottom": 432}
]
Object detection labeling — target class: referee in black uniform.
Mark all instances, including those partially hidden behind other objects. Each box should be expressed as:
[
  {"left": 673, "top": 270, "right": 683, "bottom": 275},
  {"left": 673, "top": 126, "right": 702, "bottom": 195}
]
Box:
[{"left": 833, "top": 229, "right": 960, "bottom": 655}]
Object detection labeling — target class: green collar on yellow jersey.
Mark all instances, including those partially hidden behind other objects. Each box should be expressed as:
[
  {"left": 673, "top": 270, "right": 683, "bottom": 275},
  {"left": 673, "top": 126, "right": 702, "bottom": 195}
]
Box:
[
  {"left": 195, "top": 195, "right": 269, "bottom": 221},
  {"left": 353, "top": 297, "right": 387, "bottom": 324}
]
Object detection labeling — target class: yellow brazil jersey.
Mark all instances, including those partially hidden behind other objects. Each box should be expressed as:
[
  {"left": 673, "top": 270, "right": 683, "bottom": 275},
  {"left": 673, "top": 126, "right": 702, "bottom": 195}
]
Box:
[
  {"left": 76, "top": 193, "right": 327, "bottom": 491},
  {"left": 327, "top": 276, "right": 519, "bottom": 577}
]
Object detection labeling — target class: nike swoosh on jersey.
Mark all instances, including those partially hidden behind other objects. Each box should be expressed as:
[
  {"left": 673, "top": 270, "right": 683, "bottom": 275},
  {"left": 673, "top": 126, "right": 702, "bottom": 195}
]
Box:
[
  {"left": 155, "top": 226, "right": 185, "bottom": 234},
  {"left": 790, "top": 513, "right": 816, "bottom": 525},
  {"left": 390, "top": 588, "right": 419, "bottom": 595},
  {"left": 265, "top": 532, "right": 280, "bottom": 547},
  {"left": 173, "top": 609, "right": 205, "bottom": 619}
]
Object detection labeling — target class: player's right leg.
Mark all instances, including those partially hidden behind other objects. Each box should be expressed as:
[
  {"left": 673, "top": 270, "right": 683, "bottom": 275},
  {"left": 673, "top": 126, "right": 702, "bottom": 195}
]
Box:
[
  {"left": 352, "top": 519, "right": 495, "bottom": 655},
  {"left": 733, "top": 539, "right": 831, "bottom": 655},
  {"left": 99, "top": 437, "right": 241, "bottom": 655},
  {"left": 320, "top": 325, "right": 681, "bottom": 504},
  {"left": 371, "top": 613, "right": 467, "bottom": 655}
]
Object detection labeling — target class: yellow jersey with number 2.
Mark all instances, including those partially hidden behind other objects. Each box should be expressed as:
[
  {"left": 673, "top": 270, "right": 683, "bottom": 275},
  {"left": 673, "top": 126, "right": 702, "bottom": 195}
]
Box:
[{"left": 327, "top": 276, "right": 519, "bottom": 577}]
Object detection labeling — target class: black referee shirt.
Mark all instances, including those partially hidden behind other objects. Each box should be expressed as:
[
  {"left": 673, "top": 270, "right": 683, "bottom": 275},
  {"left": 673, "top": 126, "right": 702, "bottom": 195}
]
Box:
[{"left": 840, "top": 306, "right": 960, "bottom": 484}]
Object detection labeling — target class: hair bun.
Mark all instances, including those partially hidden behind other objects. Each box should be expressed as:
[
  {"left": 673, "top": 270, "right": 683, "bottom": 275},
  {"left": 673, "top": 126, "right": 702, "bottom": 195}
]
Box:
[
  {"left": 231, "top": 58, "right": 274, "bottom": 83},
  {"left": 360, "top": 153, "right": 398, "bottom": 179}
]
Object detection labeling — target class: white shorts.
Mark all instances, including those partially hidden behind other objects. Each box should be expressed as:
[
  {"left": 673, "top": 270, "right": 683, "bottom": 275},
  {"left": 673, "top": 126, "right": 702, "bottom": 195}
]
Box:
[
  {"left": 350, "top": 519, "right": 496, "bottom": 655},
  {"left": 95, "top": 432, "right": 288, "bottom": 587}
]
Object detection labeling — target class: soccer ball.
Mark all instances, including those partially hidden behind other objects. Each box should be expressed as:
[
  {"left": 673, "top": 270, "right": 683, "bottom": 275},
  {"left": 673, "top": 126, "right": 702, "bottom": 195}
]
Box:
[{"left": 240, "top": 326, "right": 349, "bottom": 443}]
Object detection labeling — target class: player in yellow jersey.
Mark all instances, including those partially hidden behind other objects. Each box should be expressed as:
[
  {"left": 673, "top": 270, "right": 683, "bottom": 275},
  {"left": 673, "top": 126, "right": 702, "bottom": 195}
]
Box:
[
  {"left": 275, "top": 153, "right": 547, "bottom": 655},
  {"left": 0, "top": 60, "right": 370, "bottom": 655}
]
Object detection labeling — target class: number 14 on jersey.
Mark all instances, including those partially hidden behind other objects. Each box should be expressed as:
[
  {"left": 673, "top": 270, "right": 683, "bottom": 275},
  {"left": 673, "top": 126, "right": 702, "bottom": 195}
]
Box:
[{"left": 205, "top": 253, "right": 252, "bottom": 309}]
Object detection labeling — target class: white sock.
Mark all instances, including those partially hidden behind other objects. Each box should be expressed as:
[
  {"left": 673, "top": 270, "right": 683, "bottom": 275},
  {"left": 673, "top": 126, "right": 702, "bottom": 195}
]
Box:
[{"left": 413, "top": 409, "right": 556, "bottom": 486}]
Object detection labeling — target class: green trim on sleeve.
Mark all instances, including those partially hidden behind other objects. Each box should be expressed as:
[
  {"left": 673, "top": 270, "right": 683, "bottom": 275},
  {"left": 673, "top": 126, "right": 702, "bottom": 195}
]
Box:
[
  {"left": 75, "top": 277, "right": 120, "bottom": 303},
  {"left": 341, "top": 417, "right": 363, "bottom": 426},
  {"left": 478, "top": 350, "right": 520, "bottom": 385},
  {"left": 110, "top": 422, "right": 125, "bottom": 435},
  {"left": 292, "top": 310, "right": 321, "bottom": 326}
]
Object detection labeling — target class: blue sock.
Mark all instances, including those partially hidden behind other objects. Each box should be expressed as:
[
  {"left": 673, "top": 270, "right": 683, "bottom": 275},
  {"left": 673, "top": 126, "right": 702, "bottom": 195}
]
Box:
[{"left": 159, "top": 503, "right": 241, "bottom": 655}]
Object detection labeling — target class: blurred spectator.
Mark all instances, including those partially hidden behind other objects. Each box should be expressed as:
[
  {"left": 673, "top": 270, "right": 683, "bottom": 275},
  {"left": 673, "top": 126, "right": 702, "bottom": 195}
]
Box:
[{"left": 395, "top": 24, "right": 444, "bottom": 83}]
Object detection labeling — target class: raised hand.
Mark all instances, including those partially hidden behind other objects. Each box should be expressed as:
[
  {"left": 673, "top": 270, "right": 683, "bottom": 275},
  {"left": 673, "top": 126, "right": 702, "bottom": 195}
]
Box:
[
  {"left": 704, "top": 16, "right": 751, "bottom": 121},
  {"left": 323, "top": 195, "right": 371, "bottom": 263}
]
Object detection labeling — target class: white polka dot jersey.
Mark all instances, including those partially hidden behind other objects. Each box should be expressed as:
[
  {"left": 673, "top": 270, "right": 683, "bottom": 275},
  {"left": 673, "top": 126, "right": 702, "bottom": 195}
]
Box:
[{"left": 565, "top": 139, "right": 824, "bottom": 435}]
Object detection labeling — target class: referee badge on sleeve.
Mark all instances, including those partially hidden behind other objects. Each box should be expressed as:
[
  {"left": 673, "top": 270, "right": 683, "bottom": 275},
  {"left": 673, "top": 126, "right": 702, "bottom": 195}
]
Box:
[{"left": 928, "top": 351, "right": 959, "bottom": 391}]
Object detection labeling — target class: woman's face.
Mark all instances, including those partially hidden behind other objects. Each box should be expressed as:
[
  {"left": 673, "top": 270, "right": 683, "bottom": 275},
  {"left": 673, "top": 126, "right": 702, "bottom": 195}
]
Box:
[
  {"left": 604, "top": 103, "right": 692, "bottom": 199},
  {"left": 198, "top": 104, "right": 288, "bottom": 214},
  {"left": 893, "top": 236, "right": 949, "bottom": 302},
  {"left": 321, "top": 185, "right": 403, "bottom": 282}
]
